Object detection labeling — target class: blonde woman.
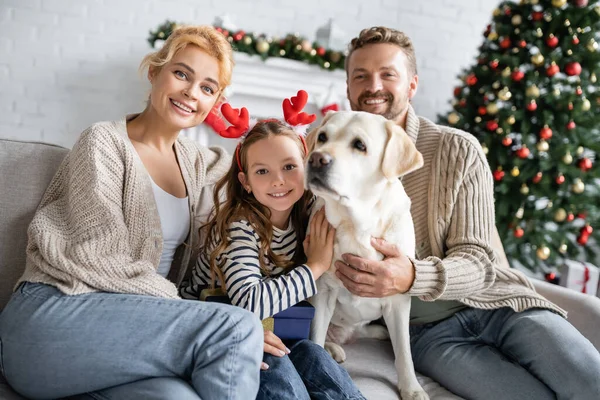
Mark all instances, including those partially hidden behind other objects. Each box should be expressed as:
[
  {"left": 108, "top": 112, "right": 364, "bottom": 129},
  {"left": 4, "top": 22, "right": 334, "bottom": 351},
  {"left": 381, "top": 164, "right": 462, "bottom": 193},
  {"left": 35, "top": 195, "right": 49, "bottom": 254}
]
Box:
[{"left": 0, "top": 26, "right": 263, "bottom": 400}]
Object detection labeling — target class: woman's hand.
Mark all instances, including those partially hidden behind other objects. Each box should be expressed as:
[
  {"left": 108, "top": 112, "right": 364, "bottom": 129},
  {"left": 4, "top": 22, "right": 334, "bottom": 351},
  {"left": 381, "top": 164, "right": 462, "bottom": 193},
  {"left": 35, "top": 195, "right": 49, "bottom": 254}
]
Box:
[
  {"left": 304, "top": 208, "right": 336, "bottom": 280},
  {"left": 262, "top": 330, "right": 290, "bottom": 370}
]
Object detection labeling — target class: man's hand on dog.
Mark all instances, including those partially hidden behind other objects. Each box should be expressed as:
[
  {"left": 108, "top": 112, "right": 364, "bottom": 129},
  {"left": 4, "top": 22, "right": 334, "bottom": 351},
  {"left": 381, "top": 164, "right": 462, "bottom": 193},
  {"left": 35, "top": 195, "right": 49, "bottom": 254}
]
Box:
[
  {"left": 262, "top": 329, "right": 291, "bottom": 370},
  {"left": 335, "top": 237, "right": 415, "bottom": 297}
]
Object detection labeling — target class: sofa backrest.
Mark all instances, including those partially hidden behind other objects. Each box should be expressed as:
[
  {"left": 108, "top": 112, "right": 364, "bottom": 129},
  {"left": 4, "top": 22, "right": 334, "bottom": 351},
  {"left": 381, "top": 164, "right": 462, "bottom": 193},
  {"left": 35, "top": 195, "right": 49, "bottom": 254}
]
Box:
[{"left": 0, "top": 139, "right": 69, "bottom": 311}]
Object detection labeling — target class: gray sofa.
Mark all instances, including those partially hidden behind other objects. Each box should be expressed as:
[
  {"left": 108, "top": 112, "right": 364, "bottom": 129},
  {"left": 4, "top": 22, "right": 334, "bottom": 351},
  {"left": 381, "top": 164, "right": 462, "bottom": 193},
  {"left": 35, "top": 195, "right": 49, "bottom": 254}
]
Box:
[{"left": 2, "top": 137, "right": 600, "bottom": 400}]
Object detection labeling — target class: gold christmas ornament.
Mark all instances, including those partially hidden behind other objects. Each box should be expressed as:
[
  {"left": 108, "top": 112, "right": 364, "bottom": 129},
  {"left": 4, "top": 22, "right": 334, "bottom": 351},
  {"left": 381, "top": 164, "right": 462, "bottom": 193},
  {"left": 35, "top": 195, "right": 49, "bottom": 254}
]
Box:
[
  {"left": 572, "top": 178, "right": 585, "bottom": 194},
  {"left": 475, "top": 116, "right": 482, "bottom": 123},
  {"left": 559, "top": 243, "right": 568, "bottom": 254},
  {"left": 516, "top": 207, "right": 525, "bottom": 219},
  {"left": 577, "top": 146, "right": 585, "bottom": 156},
  {"left": 564, "top": 19, "right": 571, "bottom": 27},
  {"left": 492, "top": 81, "right": 501, "bottom": 89},
  {"left": 279, "top": 49, "right": 286, "bottom": 56},
  {"left": 595, "top": 4, "right": 600, "bottom": 16},
  {"left": 591, "top": 73, "right": 597, "bottom": 83},
  {"left": 553, "top": 88, "right": 561, "bottom": 97},
  {"left": 554, "top": 208, "right": 567, "bottom": 222},
  {"left": 310, "top": 49, "right": 317, "bottom": 56},
  {"left": 256, "top": 39, "right": 270, "bottom": 54},
  {"left": 157, "top": 31, "right": 165, "bottom": 38},
  {"left": 502, "top": 67, "right": 512, "bottom": 77},
  {"left": 323, "top": 62, "right": 331, "bottom": 68},
  {"left": 498, "top": 87, "right": 512, "bottom": 101},
  {"left": 511, "top": 166, "right": 521, "bottom": 177},
  {"left": 482, "top": 143, "right": 489, "bottom": 155},
  {"left": 563, "top": 152, "right": 573, "bottom": 164},
  {"left": 520, "top": 184, "right": 530, "bottom": 195},
  {"left": 567, "top": 49, "right": 573, "bottom": 56},
  {"left": 497, "top": 128, "right": 504, "bottom": 134},
  {"left": 243, "top": 36, "right": 253, "bottom": 45},
  {"left": 536, "top": 28, "right": 543, "bottom": 38},
  {"left": 536, "top": 246, "right": 550, "bottom": 261},
  {"left": 587, "top": 39, "right": 598, "bottom": 52},
  {"left": 487, "top": 103, "right": 499, "bottom": 114},
  {"left": 507, "top": 116, "right": 516, "bottom": 125},
  {"left": 512, "top": 15, "right": 522, "bottom": 25},
  {"left": 526, "top": 85, "right": 540, "bottom": 98},
  {"left": 531, "top": 53, "right": 545, "bottom": 66},
  {"left": 329, "top": 52, "right": 341, "bottom": 63},
  {"left": 547, "top": 201, "right": 553, "bottom": 209},
  {"left": 448, "top": 112, "right": 460, "bottom": 125},
  {"left": 582, "top": 98, "right": 591, "bottom": 111},
  {"left": 493, "top": 8, "right": 502, "bottom": 17},
  {"left": 531, "top": 0, "right": 539, "bottom": 3},
  {"left": 488, "top": 32, "right": 499, "bottom": 41},
  {"left": 514, "top": 29, "right": 521, "bottom": 36},
  {"left": 537, "top": 140, "right": 549, "bottom": 152},
  {"left": 544, "top": 13, "right": 553, "bottom": 22}
]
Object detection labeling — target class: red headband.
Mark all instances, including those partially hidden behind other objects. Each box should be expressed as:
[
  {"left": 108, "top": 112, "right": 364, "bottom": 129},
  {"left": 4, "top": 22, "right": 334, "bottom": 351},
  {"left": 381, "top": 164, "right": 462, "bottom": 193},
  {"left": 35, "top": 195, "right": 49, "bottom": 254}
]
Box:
[{"left": 205, "top": 90, "right": 316, "bottom": 171}]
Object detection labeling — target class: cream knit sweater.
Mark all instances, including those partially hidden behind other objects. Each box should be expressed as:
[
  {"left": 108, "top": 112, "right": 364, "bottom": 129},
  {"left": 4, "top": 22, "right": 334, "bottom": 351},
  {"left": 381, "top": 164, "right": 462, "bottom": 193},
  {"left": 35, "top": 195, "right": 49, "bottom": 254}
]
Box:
[
  {"left": 402, "top": 106, "right": 566, "bottom": 317},
  {"left": 18, "top": 117, "right": 230, "bottom": 298}
]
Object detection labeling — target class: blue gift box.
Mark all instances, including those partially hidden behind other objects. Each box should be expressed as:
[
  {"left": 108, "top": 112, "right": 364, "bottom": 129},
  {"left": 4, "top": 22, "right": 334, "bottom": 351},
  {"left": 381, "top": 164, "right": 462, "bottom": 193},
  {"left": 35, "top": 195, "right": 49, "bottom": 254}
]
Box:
[{"left": 200, "top": 288, "right": 315, "bottom": 340}]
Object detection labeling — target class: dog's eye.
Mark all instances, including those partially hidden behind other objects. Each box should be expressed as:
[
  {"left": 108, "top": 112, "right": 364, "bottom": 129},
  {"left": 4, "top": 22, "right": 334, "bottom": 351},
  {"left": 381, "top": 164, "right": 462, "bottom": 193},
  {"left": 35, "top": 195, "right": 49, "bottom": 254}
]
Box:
[
  {"left": 317, "top": 132, "right": 327, "bottom": 143},
  {"left": 353, "top": 139, "right": 367, "bottom": 152}
]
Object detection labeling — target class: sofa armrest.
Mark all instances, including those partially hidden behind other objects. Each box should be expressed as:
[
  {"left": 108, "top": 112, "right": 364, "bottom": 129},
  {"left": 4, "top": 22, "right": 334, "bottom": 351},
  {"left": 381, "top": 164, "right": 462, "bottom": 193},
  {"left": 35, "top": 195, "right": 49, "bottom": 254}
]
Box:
[{"left": 533, "top": 278, "right": 600, "bottom": 351}]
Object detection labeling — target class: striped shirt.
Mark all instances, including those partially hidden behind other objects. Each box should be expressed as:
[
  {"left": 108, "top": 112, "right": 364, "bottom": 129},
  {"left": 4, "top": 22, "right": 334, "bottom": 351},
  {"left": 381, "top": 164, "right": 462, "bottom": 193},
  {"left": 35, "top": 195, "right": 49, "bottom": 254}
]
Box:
[{"left": 181, "top": 219, "right": 317, "bottom": 320}]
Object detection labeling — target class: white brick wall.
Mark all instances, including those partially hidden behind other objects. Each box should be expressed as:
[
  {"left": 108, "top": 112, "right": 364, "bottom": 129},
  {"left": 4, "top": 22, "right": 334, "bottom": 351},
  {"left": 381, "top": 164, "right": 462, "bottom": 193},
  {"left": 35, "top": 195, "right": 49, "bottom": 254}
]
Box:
[{"left": 0, "top": 0, "right": 501, "bottom": 147}]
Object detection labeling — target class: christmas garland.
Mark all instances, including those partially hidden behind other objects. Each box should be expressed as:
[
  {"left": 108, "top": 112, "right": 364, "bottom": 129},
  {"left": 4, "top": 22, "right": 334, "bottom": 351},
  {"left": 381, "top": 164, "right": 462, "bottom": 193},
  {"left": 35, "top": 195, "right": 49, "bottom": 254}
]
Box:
[{"left": 147, "top": 20, "right": 346, "bottom": 72}]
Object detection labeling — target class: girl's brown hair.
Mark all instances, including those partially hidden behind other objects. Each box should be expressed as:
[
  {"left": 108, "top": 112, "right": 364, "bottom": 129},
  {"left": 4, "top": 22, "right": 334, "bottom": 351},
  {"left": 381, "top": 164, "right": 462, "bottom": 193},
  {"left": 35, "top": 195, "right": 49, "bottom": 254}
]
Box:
[{"left": 203, "top": 120, "right": 313, "bottom": 287}]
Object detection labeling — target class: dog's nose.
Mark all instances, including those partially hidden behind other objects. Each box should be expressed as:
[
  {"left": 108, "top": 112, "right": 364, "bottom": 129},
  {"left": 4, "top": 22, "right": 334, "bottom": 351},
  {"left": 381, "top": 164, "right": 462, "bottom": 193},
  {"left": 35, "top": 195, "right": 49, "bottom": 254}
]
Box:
[{"left": 309, "top": 151, "right": 333, "bottom": 169}]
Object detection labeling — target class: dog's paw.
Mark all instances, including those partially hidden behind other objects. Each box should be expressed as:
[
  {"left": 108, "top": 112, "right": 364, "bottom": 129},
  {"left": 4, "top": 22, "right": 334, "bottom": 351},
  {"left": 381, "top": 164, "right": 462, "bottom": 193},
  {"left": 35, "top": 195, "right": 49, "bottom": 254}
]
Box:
[
  {"left": 399, "top": 389, "right": 429, "bottom": 400},
  {"left": 361, "top": 324, "right": 390, "bottom": 340},
  {"left": 325, "top": 341, "right": 346, "bottom": 363}
]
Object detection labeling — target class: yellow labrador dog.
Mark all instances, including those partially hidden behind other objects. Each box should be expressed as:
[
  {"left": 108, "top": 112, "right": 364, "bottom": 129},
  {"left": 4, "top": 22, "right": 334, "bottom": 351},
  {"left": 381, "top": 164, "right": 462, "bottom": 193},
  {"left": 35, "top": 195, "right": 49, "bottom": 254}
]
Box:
[{"left": 306, "top": 111, "right": 427, "bottom": 400}]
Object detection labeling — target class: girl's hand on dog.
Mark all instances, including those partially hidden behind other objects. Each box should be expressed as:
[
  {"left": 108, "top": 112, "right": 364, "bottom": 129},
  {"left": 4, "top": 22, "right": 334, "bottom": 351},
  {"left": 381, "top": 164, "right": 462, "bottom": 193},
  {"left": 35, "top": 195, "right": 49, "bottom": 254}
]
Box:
[
  {"left": 304, "top": 208, "right": 336, "bottom": 279},
  {"left": 262, "top": 330, "right": 290, "bottom": 370}
]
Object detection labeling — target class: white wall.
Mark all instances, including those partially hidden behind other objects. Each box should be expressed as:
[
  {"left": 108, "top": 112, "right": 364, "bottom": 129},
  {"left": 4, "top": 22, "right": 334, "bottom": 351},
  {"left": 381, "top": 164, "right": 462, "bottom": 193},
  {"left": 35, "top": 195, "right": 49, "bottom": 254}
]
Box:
[{"left": 0, "top": 0, "right": 501, "bottom": 148}]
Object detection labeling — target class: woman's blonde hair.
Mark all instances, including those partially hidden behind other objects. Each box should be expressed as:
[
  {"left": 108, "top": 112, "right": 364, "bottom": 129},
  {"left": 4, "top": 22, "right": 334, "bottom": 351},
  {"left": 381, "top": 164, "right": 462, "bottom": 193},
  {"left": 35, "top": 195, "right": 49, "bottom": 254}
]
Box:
[
  {"left": 203, "top": 121, "right": 314, "bottom": 287},
  {"left": 140, "top": 25, "right": 234, "bottom": 97}
]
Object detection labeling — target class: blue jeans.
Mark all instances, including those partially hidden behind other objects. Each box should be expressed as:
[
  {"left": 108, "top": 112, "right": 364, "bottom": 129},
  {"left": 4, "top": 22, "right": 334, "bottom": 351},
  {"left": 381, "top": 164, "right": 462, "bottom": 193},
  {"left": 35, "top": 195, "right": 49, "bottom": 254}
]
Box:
[
  {"left": 0, "top": 282, "right": 263, "bottom": 400},
  {"left": 258, "top": 339, "right": 365, "bottom": 400},
  {"left": 410, "top": 307, "right": 600, "bottom": 400}
]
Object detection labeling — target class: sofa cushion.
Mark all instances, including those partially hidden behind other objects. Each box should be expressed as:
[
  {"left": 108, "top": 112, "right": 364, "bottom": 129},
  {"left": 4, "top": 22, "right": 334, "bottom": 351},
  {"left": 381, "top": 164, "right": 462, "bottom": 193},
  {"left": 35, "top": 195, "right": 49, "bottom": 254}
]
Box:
[
  {"left": 0, "top": 139, "right": 68, "bottom": 311},
  {"left": 344, "top": 338, "right": 464, "bottom": 400}
]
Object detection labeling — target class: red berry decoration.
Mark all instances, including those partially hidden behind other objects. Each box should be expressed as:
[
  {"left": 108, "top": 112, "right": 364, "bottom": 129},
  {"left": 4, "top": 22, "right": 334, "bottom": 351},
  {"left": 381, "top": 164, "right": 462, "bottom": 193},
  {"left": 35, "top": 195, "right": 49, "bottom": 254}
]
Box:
[
  {"left": 566, "top": 121, "right": 576, "bottom": 130},
  {"left": 533, "top": 172, "right": 543, "bottom": 183},
  {"left": 556, "top": 174, "right": 566, "bottom": 185},
  {"left": 486, "top": 120, "right": 499, "bottom": 131},
  {"left": 512, "top": 70, "right": 525, "bottom": 81},
  {"left": 493, "top": 169, "right": 505, "bottom": 181},
  {"left": 502, "top": 137, "right": 513, "bottom": 146},
  {"left": 466, "top": 74, "right": 478, "bottom": 86},
  {"left": 526, "top": 100, "right": 538, "bottom": 111},
  {"left": 546, "top": 63, "right": 560, "bottom": 77},
  {"left": 579, "top": 158, "right": 593, "bottom": 171},
  {"left": 546, "top": 35, "right": 559, "bottom": 48},
  {"left": 516, "top": 147, "right": 530, "bottom": 158},
  {"left": 514, "top": 227, "right": 524, "bottom": 238},
  {"left": 565, "top": 62, "right": 582, "bottom": 76},
  {"left": 539, "top": 126, "right": 553, "bottom": 140}
]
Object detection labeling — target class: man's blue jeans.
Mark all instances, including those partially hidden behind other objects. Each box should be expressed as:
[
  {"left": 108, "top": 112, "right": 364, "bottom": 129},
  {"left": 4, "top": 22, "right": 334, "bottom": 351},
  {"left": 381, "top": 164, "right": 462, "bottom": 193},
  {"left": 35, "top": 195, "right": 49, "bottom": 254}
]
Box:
[
  {"left": 410, "top": 307, "right": 600, "bottom": 400},
  {"left": 258, "top": 339, "right": 365, "bottom": 400},
  {"left": 0, "top": 282, "right": 263, "bottom": 400}
]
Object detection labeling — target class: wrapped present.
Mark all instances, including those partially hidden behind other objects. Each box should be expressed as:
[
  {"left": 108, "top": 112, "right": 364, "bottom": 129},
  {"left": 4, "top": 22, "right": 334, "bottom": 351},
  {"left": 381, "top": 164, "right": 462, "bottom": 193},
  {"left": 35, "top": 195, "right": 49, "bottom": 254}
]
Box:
[
  {"left": 558, "top": 260, "right": 599, "bottom": 296},
  {"left": 199, "top": 287, "right": 315, "bottom": 340}
]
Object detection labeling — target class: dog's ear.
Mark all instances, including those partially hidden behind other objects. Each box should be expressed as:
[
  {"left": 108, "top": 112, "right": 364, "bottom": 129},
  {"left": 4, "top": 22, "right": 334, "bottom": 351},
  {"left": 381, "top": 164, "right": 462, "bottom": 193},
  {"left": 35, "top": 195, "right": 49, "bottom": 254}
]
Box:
[
  {"left": 305, "top": 111, "right": 335, "bottom": 154},
  {"left": 382, "top": 120, "right": 424, "bottom": 181}
]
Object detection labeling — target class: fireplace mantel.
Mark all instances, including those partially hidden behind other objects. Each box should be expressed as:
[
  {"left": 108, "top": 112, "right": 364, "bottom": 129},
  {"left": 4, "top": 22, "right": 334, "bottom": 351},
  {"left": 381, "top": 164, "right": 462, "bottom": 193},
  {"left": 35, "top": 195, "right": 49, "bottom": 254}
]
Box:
[{"left": 183, "top": 52, "right": 348, "bottom": 152}]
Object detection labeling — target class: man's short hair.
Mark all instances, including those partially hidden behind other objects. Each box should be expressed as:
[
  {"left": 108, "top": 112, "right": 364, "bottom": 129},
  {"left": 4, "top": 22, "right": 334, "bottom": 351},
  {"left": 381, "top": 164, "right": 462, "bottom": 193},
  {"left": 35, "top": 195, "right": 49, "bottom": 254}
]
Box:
[{"left": 345, "top": 27, "right": 417, "bottom": 77}]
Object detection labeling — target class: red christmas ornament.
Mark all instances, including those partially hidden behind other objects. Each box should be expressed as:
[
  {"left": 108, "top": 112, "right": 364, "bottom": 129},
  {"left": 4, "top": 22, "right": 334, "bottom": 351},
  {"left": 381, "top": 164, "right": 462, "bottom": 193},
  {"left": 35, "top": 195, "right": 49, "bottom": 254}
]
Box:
[
  {"left": 532, "top": 11, "right": 543, "bottom": 21},
  {"left": 316, "top": 47, "right": 326, "bottom": 56},
  {"left": 526, "top": 100, "right": 538, "bottom": 111},
  {"left": 546, "top": 63, "right": 560, "bottom": 77},
  {"left": 514, "top": 227, "right": 525, "bottom": 238},
  {"left": 215, "top": 27, "right": 223, "bottom": 33},
  {"left": 459, "top": 99, "right": 467, "bottom": 107},
  {"left": 556, "top": 174, "right": 566, "bottom": 185},
  {"left": 578, "top": 212, "right": 588, "bottom": 219},
  {"left": 576, "top": 87, "right": 583, "bottom": 95},
  {"left": 573, "top": 36, "right": 580, "bottom": 45},
  {"left": 512, "top": 70, "right": 525, "bottom": 81},
  {"left": 539, "top": 126, "right": 553, "bottom": 140},
  {"left": 493, "top": 169, "right": 505, "bottom": 181},
  {"left": 518, "top": 40, "right": 527, "bottom": 48},
  {"left": 533, "top": 172, "right": 543, "bottom": 183},
  {"left": 573, "top": 0, "right": 589, "bottom": 7},
  {"left": 566, "top": 121, "right": 576, "bottom": 130},
  {"left": 546, "top": 35, "right": 559, "bottom": 48},
  {"left": 567, "top": 213, "right": 575, "bottom": 222},
  {"left": 516, "top": 147, "right": 530, "bottom": 159},
  {"left": 577, "top": 225, "right": 593, "bottom": 245},
  {"left": 486, "top": 120, "right": 499, "bottom": 131},
  {"left": 454, "top": 87, "right": 462, "bottom": 97},
  {"left": 565, "top": 62, "right": 582, "bottom": 76},
  {"left": 490, "top": 60, "right": 499, "bottom": 69},
  {"left": 233, "top": 30, "right": 246, "bottom": 41},
  {"left": 502, "top": 137, "right": 513, "bottom": 146},
  {"left": 478, "top": 106, "right": 487, "bottom": 115},
  {"left": 500, "top": 38, "right": 512, "bottom": 49},
  {"left": 584, "top": 225, "right": 594, "bottom": 235},
  {"left": 545, "top": 272, "right": 559, "bottom": 284},
  {"left": 504, "top": 7, "right": 512, "bottom": 16},
  {"left": 568, "top": 102, "right": 574, "bottom": 110},
  {"left": 579, "top": 158, "right": 593, "bottom": 171},
  {"left": 466, "top": 74, "right": 478, "bottom": 86},
  {"left": 221, "top": 29, "right": 229, "bottom": 37}
]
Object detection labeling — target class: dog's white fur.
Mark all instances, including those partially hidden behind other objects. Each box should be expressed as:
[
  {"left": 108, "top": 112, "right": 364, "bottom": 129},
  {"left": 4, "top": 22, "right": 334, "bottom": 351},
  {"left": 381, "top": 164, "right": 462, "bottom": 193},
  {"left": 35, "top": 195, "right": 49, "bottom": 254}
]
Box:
[{"left": 305, "top": 111, "right": 428, "bottom": 400}]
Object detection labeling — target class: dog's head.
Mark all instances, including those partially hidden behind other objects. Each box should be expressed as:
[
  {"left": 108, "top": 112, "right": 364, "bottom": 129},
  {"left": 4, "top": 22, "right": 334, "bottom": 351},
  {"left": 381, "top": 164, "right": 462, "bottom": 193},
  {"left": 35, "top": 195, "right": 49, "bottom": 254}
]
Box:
[{"left": 305, "top": 111, "right": 423, "bottom": 204}]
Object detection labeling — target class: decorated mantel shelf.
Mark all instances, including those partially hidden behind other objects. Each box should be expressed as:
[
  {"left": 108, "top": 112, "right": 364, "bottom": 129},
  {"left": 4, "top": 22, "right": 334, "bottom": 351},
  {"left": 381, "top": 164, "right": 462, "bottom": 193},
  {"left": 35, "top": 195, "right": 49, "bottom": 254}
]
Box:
[{"left": 182, "top": 52, "right": 348, "bottom": 153}]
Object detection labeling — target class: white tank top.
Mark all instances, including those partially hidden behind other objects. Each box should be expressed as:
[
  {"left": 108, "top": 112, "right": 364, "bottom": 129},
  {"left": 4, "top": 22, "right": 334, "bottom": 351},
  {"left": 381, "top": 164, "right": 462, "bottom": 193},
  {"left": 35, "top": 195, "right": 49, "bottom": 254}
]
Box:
[{"left": 149, "top": 178, "right": 190, "bottom": 277}]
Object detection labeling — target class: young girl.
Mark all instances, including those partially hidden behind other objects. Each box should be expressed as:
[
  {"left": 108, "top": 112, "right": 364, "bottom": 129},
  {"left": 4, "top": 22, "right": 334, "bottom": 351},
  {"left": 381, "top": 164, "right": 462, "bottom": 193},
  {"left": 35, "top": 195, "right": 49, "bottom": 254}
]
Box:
[{"left": 181, "top": 100, "right": 366, "bottom": 399}]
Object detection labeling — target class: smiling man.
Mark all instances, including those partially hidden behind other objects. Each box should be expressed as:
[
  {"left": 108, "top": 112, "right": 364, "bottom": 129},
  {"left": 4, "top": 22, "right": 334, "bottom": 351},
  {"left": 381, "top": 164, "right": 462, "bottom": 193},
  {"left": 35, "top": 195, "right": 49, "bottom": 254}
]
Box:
[{"left": 335, "top": 26, "right": 600, "bottom": 399}]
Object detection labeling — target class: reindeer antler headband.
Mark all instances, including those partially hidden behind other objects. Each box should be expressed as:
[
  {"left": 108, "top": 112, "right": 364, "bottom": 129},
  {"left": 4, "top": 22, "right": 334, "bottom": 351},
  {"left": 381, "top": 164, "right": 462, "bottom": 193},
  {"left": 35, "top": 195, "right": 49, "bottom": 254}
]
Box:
[{"left": 205, "top": 90, "right": 317, "bottom": 171}]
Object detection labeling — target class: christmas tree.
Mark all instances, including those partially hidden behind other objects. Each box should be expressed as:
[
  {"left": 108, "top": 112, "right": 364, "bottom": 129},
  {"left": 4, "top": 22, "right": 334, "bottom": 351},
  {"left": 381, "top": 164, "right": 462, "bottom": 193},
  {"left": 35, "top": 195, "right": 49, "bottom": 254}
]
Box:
[{"left": 439, "top": 0, "right": 600, "bottom": 274}]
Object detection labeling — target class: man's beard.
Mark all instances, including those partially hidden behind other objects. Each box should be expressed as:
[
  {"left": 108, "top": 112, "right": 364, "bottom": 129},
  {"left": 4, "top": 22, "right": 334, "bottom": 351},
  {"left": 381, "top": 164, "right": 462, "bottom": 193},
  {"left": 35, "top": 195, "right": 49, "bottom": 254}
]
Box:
[{"left": 350, "top": 90, "right": 405, "bottom": 121}]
